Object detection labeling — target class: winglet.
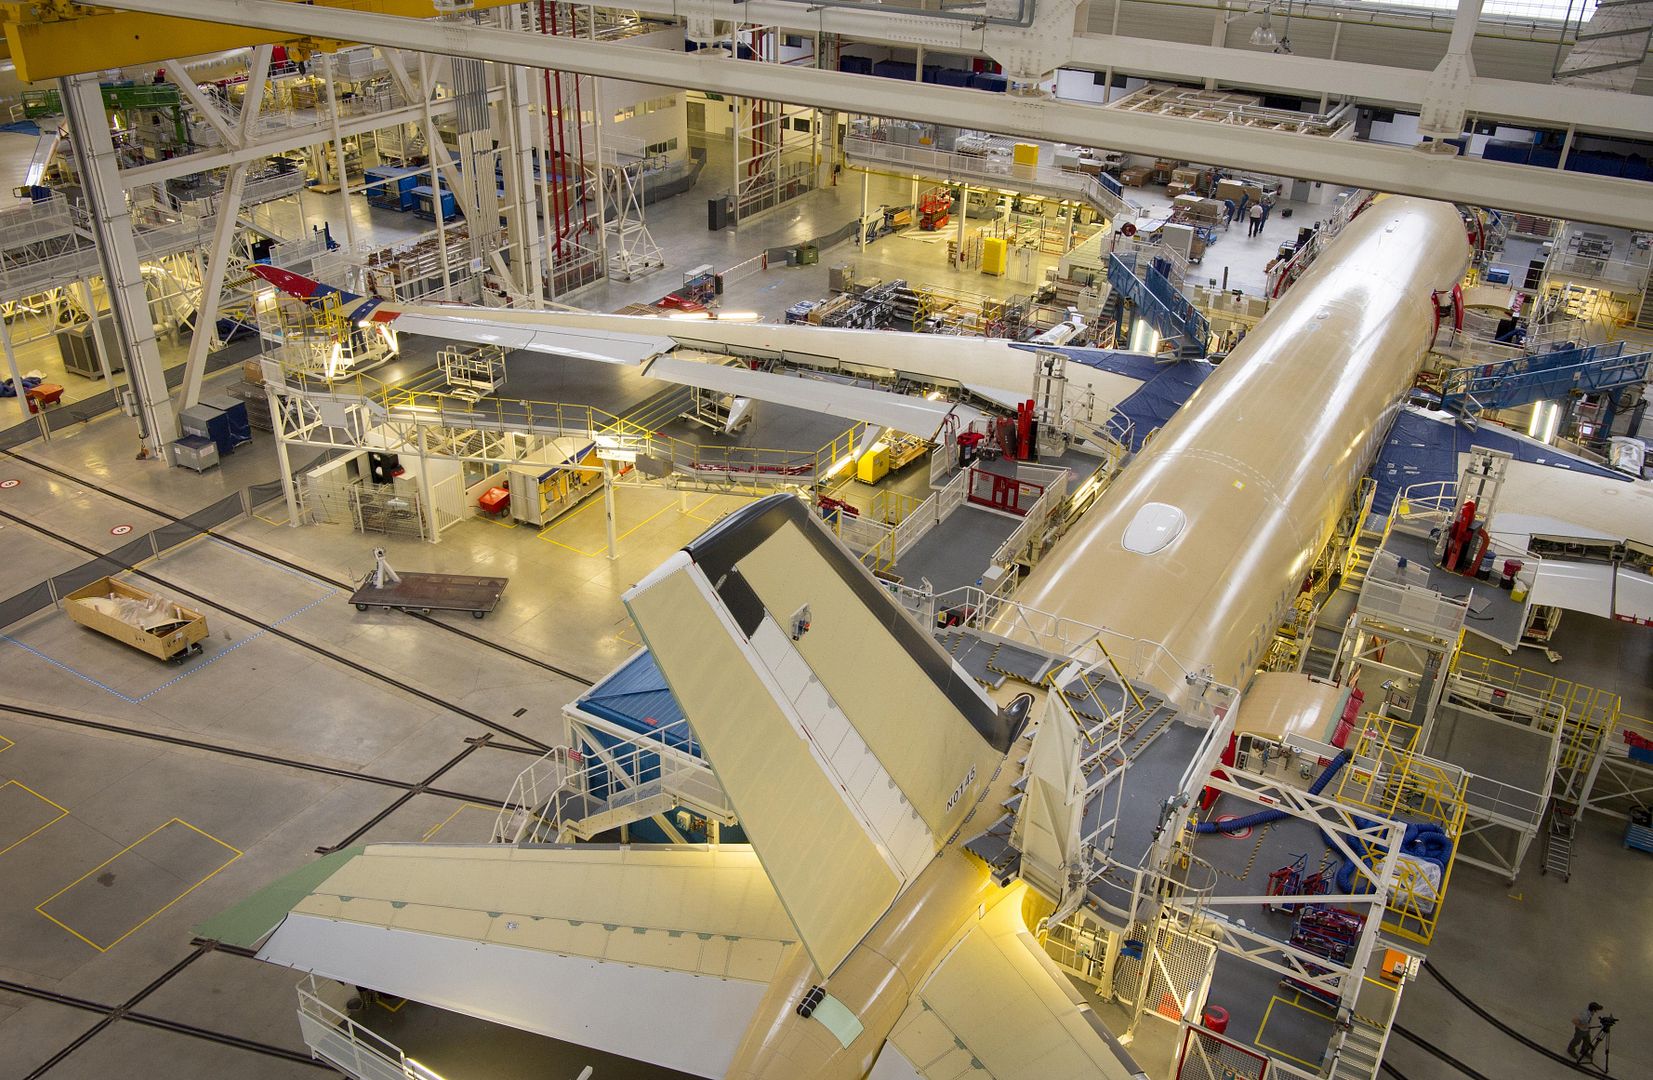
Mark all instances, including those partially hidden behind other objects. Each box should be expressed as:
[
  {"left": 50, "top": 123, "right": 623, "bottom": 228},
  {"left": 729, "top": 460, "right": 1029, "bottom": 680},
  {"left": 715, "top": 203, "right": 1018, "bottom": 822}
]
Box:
[{"left": 249, "top": 264, "right": 381, "bottom": 318}]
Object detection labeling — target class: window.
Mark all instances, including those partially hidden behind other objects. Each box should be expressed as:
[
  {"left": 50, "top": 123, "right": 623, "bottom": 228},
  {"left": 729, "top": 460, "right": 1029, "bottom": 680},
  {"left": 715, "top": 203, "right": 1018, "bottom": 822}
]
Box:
[{"left": 1356, "top": 0, "right": 1593, "bottom": 20}]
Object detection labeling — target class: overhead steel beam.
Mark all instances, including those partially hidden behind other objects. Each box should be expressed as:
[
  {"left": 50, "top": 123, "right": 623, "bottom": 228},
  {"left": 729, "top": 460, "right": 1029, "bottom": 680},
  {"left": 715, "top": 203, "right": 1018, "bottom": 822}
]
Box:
[
  {"left": 626, "top": 0, "right": 1653, "bottom": 140},
  {"left": 95, "top": 0, "right": 1653, "bottom": 228}
]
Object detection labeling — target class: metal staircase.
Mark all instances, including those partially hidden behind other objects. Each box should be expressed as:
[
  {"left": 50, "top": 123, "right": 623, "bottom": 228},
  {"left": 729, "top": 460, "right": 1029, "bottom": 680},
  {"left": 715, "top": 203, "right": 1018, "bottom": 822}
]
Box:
[
  {"left": 1329, "top": 1018, "right": 1389, "bottom": 1080},
  {"left": 1106, "top": 252, "right": 1211, "bottom": 359},
  {"left": 1554, "top": 0, "right": 1653, "bottom": 92},
  {"left": 1438, "top": 340, "right": 1653, "bottom": 415},
  {"left": 493, "top": 735, "right": 734, "bottom": 844}
]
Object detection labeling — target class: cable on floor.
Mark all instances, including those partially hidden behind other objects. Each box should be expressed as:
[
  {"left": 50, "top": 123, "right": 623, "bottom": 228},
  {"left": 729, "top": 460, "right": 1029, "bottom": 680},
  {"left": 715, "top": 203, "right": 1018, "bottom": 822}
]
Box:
[
  {"left": 1389, "top": 1023, "right": 1497, "bottom": 1080},
  {"left": 1421, "top": 959, "right": 1613, "bottom": 1078}
]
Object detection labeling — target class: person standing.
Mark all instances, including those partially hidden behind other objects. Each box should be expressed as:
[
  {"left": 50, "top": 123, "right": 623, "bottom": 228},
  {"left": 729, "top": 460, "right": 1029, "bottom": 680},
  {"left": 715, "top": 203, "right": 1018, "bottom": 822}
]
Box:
[
  {"left": 1261, "top": 196, "right": 1276, "bottom": 226},
  {"left": 1248, "top": 201, "right": 1264, "bottom": 238},
  {"left": 1567, "top": 1002, "right": 1602, "bottom": 1060}
]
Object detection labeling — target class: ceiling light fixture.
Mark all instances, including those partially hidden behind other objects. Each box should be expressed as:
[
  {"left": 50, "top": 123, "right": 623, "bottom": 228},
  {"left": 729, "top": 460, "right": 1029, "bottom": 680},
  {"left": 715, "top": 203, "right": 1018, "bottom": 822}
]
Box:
[{"left": 1249, "top": 10, "right": 1278, "bottom": 48}]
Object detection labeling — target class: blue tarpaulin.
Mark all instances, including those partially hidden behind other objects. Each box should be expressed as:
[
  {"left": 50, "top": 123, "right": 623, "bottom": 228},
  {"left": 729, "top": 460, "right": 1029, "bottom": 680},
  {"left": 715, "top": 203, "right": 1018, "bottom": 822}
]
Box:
[
  {"left": 574, "top": 649, "right": 697, "bottom": 754},
  {"left": 1370, "top": 407, "right": 1627, "bottom": 515},
  {"left": 1011, "top": 345, "right": 1217, "bottom": 449}
]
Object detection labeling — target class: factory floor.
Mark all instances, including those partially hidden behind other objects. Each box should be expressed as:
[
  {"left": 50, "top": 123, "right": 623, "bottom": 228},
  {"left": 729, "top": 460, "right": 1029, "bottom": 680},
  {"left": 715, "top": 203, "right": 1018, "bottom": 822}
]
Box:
[{"left": 5, "top": 370, "right": 1653, "bottom": 1080}]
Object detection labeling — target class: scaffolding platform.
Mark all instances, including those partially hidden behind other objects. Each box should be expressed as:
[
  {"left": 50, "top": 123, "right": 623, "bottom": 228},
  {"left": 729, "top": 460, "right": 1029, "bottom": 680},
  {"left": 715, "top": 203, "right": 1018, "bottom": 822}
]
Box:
[{"left": 349, "top": 572, "right": 508, "bottom": 618}]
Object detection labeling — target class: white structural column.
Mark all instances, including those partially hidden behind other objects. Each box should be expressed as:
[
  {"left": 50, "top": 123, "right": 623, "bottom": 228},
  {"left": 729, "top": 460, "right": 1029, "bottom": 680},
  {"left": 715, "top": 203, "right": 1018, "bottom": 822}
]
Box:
[
  {"left": 322, "top": 53, "right": 360, "bottom": 254},
  {"left": 1418, "top": 0, "right": 1487, "bottom": 144},
  {"left": 859, "top": 170, "right": 868, "bottom": 251},
  {"left": 499, "top": 33, "right": 546, "bottom": 303},
  {"left": 178, "top": 45, "right": 271, "bottom": 410},
  {"left": 178, "top": 166, "right": 248, "bottom": 408},
  {"left": 0, "top": 315, "right": 26, "bottom": 421},
  {"left": 60, "top": 73, "right": 176, "bottom": 455}
]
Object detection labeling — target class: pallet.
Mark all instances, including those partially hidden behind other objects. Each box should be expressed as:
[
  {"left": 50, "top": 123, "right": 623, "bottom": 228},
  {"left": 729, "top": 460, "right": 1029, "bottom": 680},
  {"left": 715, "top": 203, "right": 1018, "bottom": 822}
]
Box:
[{"left": 349, "top": 572, "right": 507, "bottom": 619}]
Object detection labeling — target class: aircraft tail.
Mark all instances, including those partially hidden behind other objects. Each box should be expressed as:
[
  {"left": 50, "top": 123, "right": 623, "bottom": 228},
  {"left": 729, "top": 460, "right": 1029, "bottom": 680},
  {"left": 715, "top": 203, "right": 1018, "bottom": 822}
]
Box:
[{"left": 623, "top": 494, "right": 1022, "bottom": 975}]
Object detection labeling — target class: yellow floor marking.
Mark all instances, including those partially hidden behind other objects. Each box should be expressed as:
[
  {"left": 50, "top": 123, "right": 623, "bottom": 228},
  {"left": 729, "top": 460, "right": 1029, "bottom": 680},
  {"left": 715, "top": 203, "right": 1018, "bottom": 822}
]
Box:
[
  {"left": 538, "top": 493, "right": 683, "bottom": 558},
  {"left": 0, "top": 780, "right": 69, "bottom": 856},
  {"left": 422, "top": 803, "right": 496, "bottom": 842},
  {"left": 36, "top": 817, "right": 242, "bottom": 952},
  {"left": 254, "top": 510, "right": 290, "bottom": 527},
  {"left": 0, "top": 733, "right": 13, "bottom": 753},
  {"left": 376, "top": 995, "right": 408, "bottom": 1013},
  {"left": 1256, "top": 994, "right": 1332, "bottom": 1069}
]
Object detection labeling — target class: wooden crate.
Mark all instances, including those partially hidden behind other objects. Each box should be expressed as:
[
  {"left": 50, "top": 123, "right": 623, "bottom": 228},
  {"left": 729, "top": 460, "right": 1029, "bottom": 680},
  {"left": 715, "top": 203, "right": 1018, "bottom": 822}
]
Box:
[{"left": 64, "top": 577, "right": 208, "bottom": 662}]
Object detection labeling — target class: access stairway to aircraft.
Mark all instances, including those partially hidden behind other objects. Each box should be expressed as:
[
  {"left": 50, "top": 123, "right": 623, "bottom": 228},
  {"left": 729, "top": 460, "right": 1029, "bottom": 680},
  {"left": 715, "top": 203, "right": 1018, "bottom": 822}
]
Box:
[
  {"left": 1107, "top": 250, "right": 1211, "bottom": 358},
  {"left": 1329, "top": 1017, "right": 1390, "bottom": 1080},
  {"left": 493, "top": 733, "right": 735, "bottom": 844},
  {"left": 1438, "top": 339, "right": 1653, "bottom": 414},
  {"left": 1442, "top": 340, "right": 1653, "bottom": 414}
]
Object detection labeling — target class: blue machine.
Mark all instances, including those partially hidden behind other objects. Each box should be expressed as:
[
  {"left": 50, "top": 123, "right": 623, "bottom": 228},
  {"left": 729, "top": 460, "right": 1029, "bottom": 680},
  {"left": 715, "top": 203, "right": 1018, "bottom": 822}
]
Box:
[
  {"left": 411, "top": 184, "right": 459, "bottom": 221},
  {"left": 363, "top": 165, "right": 424, "bottom": 211}
]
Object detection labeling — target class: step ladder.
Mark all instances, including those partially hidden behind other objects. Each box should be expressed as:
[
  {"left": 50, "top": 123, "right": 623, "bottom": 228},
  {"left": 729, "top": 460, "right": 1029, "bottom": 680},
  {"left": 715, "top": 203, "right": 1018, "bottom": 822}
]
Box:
[
  {"left": 1329, "top": 1019, "right": 1389, "bottom": 1080},
  {"left": 1542, "top": 800, "right": 1578, "bottom": 882}
]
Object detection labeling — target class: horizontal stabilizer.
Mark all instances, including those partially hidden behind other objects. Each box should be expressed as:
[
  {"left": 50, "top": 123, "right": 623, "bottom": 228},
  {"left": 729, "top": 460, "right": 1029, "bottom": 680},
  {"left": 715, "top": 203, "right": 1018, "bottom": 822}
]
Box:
[{"left": 254, "top": 843, "right": 796, "bottom": 1078}]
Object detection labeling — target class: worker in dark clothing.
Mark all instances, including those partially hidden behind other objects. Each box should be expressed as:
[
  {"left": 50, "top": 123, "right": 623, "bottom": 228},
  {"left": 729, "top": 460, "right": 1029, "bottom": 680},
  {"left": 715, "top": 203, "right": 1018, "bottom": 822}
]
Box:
[{"left": 1567, "top": 1002, "right": 1602, "bottom": 1060}]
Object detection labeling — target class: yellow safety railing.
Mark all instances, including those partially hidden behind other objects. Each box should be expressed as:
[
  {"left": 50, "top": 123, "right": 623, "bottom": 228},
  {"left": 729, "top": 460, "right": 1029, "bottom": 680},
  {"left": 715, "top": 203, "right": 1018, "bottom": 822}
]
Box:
[
  {"left": 1330, "top": 712, "right": 1469, "bottom": 945},
  {"left": 1451, "top": 650, "right": 1618, "bottom": 793},
  {"left": 273, "top": 342, "right": 866, "bottom": 487}
]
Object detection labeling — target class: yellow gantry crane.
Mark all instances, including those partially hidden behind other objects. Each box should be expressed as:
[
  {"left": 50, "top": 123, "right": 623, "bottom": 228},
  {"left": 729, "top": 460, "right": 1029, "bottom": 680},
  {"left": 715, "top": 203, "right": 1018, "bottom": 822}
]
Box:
[{"left": 0, "top": 0, "right": 522, "bottom": 83}]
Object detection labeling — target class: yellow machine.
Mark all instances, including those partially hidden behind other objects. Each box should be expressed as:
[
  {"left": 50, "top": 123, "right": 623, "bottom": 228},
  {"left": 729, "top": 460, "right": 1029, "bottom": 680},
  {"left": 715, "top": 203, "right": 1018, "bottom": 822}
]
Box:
[
  {"left": 856, "top": 444, "right": 891, "bottom": 484},
  {"left": 980, "top": 237, "right": 1008, "bottom": 276},
  {"left": 1011, "top": 142, "right": 1039, "bottom": 167}
]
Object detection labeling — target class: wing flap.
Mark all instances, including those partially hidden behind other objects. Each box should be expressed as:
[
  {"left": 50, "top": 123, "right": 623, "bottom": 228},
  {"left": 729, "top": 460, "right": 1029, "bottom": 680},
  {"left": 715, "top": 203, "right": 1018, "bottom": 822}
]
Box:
[{"left": 646, "top": 354, "right": 988, "bottom": 438}]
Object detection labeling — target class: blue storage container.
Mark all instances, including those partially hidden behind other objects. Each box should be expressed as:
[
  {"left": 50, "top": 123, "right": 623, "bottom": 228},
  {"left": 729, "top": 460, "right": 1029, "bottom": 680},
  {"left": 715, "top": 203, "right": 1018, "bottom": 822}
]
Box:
[
  {"left": 363, "top": 165, "right": 422, "bottom": 211},
  {"left": 839, "top": 55, "right": 873, "bottom": 75},
  {"left": 411, "top": 184, "right": 459, "bottom": 221},
  {"left": 872, "top": 60, "right": 917, "bottom": 80},
  {"left": 934, "top": 67, "right": 974, "bottom": 87},
  {"left": 971, "top": 72, "right": 1009, "bottom": 93}
]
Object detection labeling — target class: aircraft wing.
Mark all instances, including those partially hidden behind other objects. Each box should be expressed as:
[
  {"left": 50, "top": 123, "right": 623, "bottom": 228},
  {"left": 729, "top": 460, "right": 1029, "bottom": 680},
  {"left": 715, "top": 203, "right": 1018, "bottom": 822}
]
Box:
[
  {"left": 868, "top": 890, "right": 1147, "bottom": 1080},
  {"left": 623, "top": 493, "right": 1020, "bottom": 977},
  {"left": 645, "top": 355, "right": 989, "bottom": 440},
  {"left": 390, "top": 307, "right": 677, "bottom": 364},
  {"left": 250, "top": 266, "right": 990, "bottom": 438},
  {"left": 244, "top": 843, "right": 797, "bottom": 1079}
]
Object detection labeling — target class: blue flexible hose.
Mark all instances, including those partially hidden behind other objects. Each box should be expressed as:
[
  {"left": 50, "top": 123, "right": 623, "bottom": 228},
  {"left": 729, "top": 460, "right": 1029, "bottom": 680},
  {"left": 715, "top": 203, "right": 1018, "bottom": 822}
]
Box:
[{"left": 1193, "top": 749, "right": 1352, "bottom": 834}]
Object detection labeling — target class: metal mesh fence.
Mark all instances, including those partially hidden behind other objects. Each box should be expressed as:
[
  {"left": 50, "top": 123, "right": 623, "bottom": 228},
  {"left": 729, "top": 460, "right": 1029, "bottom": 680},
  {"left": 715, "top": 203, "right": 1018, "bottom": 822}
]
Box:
[
  {"left": 1176, "top": 1024, "right": 1269, "bottom": 1080},
  {"left": 0, "top": 483, "right": 262, "bottom": 633}
]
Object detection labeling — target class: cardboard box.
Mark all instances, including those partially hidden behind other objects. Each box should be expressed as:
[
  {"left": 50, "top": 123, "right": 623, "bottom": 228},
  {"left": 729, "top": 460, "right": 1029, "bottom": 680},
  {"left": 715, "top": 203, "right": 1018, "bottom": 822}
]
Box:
[{"left": 1121, "top": 166, "right": 1152, "bottom": 187}]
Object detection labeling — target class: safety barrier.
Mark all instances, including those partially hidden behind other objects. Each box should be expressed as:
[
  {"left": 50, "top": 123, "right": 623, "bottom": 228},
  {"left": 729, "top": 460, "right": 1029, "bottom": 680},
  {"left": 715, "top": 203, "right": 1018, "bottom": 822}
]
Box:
[
  {"left": 842, "top": 135, "right": 1138, "bottom": 222},
  {"left": 0, "top": 478, "right": 290, "bottom": 632},
  {"left": 494, "top": 723, "right": 727, "bottom": 844},
  {"left": 295, "top": 975, "right": 442, "bottom": 1080}
]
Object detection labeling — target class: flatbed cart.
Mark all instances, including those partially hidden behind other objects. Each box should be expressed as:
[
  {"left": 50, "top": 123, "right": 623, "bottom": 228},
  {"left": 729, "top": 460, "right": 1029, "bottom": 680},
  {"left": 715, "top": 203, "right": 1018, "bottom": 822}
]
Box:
[
  {"left": 349, "top": 550, "right": 507, "bottom": 619},
  {"left": 64, "top": 576, "right": 208, "bottom": 662}
]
